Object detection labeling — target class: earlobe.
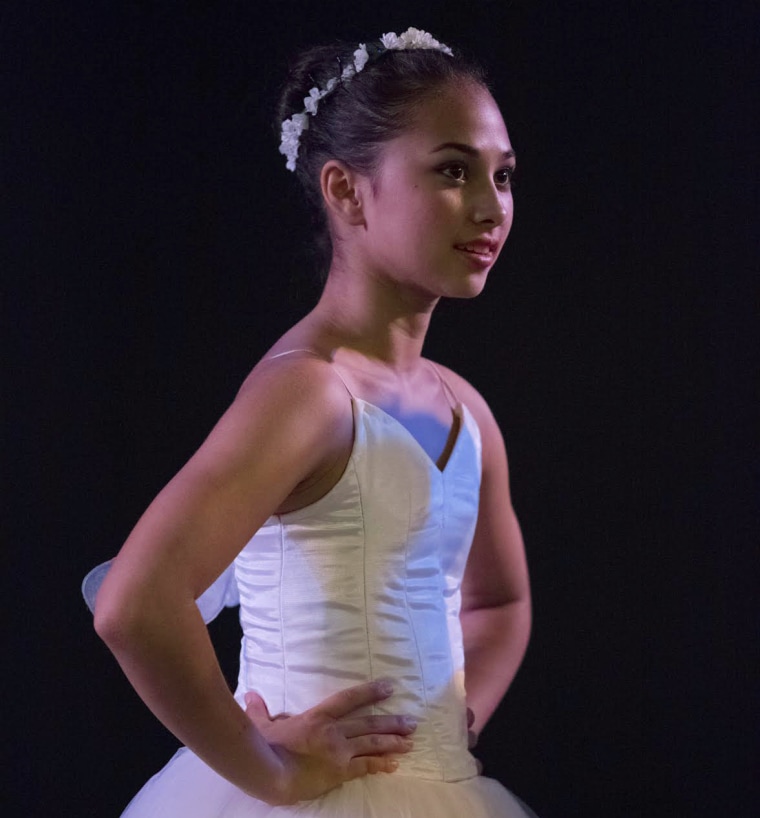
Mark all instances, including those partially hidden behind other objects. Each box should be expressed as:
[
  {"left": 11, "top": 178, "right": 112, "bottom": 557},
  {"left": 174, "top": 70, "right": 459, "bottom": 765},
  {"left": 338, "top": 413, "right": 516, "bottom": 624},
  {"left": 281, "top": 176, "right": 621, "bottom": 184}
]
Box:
[{"left": 320, "top": 161, "right": 366, "bottom": 226}]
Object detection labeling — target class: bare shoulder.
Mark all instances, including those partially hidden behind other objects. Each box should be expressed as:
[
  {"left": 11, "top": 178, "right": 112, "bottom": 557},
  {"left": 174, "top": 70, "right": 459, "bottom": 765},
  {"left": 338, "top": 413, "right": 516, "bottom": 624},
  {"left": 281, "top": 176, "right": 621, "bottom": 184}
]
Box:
[
  {"left": 202, "top": 348, "right": 354, "bottom": 493},
  {"left": 236, "top": 350, "right": 349, "bottom": 423}
]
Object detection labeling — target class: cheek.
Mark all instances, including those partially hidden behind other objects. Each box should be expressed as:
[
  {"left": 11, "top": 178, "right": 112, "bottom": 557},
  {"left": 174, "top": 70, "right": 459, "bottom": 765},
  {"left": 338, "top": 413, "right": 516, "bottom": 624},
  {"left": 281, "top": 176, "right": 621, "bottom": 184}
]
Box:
[
  {"left": 421, "top": 193, "right": 461, "bottom": 229},
  {"left": 503, "top": 195, "right": 515, "bottom": 229}
]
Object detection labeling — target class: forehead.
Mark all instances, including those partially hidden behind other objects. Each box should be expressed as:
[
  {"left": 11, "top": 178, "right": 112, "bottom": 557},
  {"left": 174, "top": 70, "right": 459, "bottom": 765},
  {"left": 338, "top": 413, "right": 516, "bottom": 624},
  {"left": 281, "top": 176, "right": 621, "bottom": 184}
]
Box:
[{"left": 395, "top": 81, "right": 511, "bottom": 153}]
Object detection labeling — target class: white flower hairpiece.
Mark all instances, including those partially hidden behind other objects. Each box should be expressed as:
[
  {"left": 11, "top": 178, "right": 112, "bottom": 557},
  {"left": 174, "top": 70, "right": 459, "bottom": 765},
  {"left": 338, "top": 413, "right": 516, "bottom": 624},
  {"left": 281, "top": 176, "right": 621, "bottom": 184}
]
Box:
[
  {"left": 379, "top": 28, "right": 453, "bottom": 56},
  {"left": 279, "top": 28, "right": 453, "bottom": 172}
]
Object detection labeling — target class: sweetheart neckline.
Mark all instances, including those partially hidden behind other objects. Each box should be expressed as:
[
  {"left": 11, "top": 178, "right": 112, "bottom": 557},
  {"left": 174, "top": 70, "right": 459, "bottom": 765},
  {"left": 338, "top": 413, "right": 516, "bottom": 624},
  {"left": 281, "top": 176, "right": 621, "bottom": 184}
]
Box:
[
  {"left": 355, "top": 397, "right": 466, "bottom": 475},
  {"left": 269, "top": 397, "right": 473, "bottom": 521}
]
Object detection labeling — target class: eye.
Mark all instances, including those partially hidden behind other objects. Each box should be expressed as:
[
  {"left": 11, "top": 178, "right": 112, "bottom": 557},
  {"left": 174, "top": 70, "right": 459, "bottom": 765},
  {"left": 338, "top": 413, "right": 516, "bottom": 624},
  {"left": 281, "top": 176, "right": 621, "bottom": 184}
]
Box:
[
  {"left": 494, "top": 166, "right": 515, "bottom": 188},
  {"left": 439, "top": 162, "right": 468, "bottom": 182}
]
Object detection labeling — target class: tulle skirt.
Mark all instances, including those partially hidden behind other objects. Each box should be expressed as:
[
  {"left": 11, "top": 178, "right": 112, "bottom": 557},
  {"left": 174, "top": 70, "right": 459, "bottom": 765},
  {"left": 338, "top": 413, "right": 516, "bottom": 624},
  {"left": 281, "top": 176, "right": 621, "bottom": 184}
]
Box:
[{"left": 121, "top": 747, "right": 538, "bottom": 817}]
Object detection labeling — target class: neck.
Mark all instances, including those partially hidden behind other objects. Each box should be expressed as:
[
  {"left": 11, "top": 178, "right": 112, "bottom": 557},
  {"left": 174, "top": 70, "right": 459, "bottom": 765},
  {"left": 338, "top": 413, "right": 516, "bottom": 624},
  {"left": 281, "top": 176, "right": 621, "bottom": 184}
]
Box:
[{"left": 312, "top": 260, "right": 439, "bottom": 373}]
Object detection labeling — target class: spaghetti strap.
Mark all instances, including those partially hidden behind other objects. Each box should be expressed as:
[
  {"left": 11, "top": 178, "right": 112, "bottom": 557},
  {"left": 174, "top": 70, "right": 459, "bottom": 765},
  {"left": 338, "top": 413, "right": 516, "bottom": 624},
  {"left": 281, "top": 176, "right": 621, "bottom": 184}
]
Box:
[
  {"left": 264, "top": 348, "right": 321, "bottom": 361},
  {"left": 263, "top": 348, "right": 355, "bottom": 400},
  {"left": 425, "top": 360, "right": 460, "bottom": 409},
  {"left": 329, "top": 364, "right": 355, "bottom": 399}
]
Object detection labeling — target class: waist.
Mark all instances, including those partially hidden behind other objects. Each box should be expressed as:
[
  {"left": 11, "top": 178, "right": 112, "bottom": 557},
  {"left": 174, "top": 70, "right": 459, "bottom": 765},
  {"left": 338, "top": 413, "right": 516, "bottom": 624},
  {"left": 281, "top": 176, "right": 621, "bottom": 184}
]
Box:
[{"left": 233, "top": 668, "right": 477, "bottom": 782}]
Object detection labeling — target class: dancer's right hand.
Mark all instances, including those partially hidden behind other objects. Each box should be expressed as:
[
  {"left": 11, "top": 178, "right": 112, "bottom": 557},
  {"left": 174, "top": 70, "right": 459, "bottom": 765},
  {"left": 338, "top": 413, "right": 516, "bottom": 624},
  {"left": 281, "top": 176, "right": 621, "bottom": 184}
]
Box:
[{"left": 244, "top": 680, "right": 416, "bottom": 805}]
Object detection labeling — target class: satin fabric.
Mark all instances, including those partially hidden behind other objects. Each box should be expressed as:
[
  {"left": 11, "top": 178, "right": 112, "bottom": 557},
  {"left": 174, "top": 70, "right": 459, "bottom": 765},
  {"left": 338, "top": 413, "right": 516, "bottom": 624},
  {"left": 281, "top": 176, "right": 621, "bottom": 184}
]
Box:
[{"left": 103, "top": 396, "right": 536, "bottom": 816}]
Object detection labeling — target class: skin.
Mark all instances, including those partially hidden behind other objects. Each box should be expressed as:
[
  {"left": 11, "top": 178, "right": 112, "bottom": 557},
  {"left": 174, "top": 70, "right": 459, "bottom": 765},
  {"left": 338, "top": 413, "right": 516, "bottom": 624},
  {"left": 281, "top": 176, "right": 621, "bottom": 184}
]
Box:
[{"left": 94, "top": 78, "right": 530, "bottom": 805}]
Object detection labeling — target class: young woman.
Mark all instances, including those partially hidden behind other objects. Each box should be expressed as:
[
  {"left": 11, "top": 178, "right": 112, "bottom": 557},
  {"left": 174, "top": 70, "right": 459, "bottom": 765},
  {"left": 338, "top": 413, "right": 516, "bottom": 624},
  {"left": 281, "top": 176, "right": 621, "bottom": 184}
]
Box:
[{"left": 87, "top": 27, "right": 536, "bottom": 817}]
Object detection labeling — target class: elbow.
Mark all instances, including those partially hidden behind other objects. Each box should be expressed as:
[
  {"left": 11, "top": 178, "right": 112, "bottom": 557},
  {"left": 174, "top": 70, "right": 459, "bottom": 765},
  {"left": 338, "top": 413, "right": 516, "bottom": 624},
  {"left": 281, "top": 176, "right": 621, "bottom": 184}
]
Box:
[
  {"left": 518, "top": 589, "right": 532, "bottom": 625},
  {"left": 503, "top": 594, "right": 531, "bottom": 643},
  {"left": 511, "top": 586, "right": 532, "bottom": 628},
  {"left": 520, "top": 596, "right": 532, "bottom": 647},
  {"left": 93, "top": 583, "right": 148, "bottom": 650},
  {"left": 500, "top": 595, "right": 532, "bottom": 654},
  {"left": 510, "top": 584, "right": 532, "bottom": 640},
  {"left": 93, "top": 594, "right": 130, "bottom": 649}
]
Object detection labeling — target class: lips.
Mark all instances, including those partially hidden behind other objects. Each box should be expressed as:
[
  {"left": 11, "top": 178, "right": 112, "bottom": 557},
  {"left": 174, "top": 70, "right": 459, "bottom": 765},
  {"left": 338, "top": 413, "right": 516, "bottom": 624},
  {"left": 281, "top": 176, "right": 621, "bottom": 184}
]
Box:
[
  {"left": 454, "top": 239, "right": 498, "bottom": 254},
  {"left": 454, "top": 239, "right": 499, "bottom": 270}
]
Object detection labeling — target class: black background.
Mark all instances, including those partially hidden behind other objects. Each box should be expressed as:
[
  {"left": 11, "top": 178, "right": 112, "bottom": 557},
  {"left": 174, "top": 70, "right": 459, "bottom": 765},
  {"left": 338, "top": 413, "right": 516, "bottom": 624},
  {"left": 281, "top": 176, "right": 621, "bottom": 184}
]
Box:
[{"left": 5, "top": 1, "right": 758, "bottom": 816}]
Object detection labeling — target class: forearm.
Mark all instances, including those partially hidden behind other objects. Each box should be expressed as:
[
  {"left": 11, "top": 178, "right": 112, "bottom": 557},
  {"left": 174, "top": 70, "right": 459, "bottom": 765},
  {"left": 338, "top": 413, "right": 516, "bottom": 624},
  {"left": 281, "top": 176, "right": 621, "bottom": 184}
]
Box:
[
  {"left": 95, "top": 595, "right": 283, "bottom": 803},
  {"left": 461, "top": 597, "right": 531, "bottom": 736}
]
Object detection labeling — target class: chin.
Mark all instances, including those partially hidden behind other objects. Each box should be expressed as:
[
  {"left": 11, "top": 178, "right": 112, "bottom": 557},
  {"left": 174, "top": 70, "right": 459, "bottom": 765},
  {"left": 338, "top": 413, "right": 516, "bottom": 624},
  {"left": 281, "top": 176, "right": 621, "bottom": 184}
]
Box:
[{"left": 444, "top": 272, "right": 490, "bottom": 300}]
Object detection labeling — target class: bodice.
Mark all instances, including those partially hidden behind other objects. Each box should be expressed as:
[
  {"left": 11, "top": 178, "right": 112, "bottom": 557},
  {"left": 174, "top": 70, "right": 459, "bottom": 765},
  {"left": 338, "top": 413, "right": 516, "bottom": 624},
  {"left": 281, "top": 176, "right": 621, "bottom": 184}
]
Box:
[{"left": 232, "top": 397, "right": 482, "bottom": 782}]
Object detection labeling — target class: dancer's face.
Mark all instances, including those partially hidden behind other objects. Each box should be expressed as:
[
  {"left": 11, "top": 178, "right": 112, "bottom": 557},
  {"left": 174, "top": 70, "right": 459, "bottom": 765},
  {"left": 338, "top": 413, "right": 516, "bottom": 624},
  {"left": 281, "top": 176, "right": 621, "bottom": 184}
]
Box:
[{"left": 359, "top": 80, "right": 515, "bottom": 300}]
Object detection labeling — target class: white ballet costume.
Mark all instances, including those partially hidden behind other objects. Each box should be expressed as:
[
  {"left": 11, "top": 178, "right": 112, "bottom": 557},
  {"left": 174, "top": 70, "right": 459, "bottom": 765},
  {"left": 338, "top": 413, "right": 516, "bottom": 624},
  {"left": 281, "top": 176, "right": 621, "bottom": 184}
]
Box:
[{"left": 83, "top": 366, "right": 537, "bottom": 817}]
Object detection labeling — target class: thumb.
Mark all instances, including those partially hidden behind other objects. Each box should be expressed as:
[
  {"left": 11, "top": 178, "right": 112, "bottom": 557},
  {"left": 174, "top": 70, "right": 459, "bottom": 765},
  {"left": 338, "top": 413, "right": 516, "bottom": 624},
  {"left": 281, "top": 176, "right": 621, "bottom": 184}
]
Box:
[{"left": 244, "top": 691, "right": 272, "bottom": 724}]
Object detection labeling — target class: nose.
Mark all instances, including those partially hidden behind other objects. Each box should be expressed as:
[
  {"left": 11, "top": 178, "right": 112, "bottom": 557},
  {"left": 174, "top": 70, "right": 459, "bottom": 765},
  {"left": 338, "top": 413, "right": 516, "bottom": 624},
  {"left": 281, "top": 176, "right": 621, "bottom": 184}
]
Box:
[{"left": 470, "top": 181, "right": 509, "bottom": 226}]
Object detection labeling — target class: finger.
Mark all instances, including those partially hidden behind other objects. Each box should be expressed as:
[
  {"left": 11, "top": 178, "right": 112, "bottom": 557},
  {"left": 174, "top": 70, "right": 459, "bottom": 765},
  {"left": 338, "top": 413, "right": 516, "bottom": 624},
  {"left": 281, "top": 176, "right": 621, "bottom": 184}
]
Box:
[
  {"left": 244, "top": 691, "right": 272, "bottom": 725},
  {"left": 340, "top": 714, "right": 417, "bottom": 739},
  {"left": 315, "top": 680, "right": 395, "bottom": 720},
  {"left": 347, "top": 733, "right": 414, "bottom": 757},
  {"left": 345, "top": 754, "right": 400, "bottom": 779}
]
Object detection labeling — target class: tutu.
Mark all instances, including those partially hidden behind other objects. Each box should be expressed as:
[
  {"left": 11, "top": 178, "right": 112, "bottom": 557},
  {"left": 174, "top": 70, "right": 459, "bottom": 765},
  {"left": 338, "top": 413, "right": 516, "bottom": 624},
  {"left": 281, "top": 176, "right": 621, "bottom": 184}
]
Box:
[{"left": 121, "top": 746, "right": 536, "bottom": 817}]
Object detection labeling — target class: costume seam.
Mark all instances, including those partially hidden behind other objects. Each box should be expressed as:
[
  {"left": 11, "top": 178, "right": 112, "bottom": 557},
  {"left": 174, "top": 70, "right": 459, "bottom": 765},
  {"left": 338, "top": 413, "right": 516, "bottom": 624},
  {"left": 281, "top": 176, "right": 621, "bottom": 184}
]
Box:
[
  {"left": 355, "top": 399, "right": 374, "bottom": 702},
  {"left": 277, "top": 515, "right": 287, "bottom": 714},
  {"left": 402, "top": 473, "right": 445, "bottom": 778}
]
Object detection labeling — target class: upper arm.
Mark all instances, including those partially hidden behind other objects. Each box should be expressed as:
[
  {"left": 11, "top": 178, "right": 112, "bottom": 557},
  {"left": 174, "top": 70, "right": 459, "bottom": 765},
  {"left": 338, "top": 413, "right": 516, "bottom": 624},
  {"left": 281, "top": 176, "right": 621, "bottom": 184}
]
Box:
[
  {"left": 96, "top": 357, "right": 353, "bottom": 622},
  {"left": 439, "top": 367, "right": 530, "bottom": 611}
]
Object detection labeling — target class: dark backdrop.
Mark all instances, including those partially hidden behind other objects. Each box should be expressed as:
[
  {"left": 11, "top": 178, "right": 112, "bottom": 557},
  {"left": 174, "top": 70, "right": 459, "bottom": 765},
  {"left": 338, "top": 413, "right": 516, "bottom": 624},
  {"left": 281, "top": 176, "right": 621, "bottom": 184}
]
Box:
[{"left": 5, "top": 2, "right": 758, "bottom": 816}]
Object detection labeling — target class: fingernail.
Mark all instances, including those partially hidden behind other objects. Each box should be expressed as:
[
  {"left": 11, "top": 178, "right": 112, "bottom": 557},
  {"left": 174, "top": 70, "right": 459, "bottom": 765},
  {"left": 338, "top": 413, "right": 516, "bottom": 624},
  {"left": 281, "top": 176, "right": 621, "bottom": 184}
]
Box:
[
  {"left": 388, "top": 759, "right": 399, "bottom": 771},
  {"left": 402, "top": 716, "right": 417, "bottom": 729},
  {"left": 376, "top": 680, "right": 393, "bottom": 696},
  {"left": 402, "top": 738, "right": 414, "bottom": 750}
]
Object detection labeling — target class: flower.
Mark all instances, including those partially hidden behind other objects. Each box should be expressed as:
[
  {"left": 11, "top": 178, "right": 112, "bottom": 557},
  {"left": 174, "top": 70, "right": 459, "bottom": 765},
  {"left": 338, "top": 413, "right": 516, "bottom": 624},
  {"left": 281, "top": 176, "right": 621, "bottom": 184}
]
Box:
[
  {"left": 379, "top": 32, "right": 400, "bottom": 50},
  {"left": 303, "top": 88, "right": 321, "bottom": 115},
  {"left": 353, "top": 43, "right": 369, "bottom": 72},
  {"left": 380, "top": 27, "right": 453, "bottom": 56},
  {"left": 279, "top": 112, "right": 308, "bottom": 172}
]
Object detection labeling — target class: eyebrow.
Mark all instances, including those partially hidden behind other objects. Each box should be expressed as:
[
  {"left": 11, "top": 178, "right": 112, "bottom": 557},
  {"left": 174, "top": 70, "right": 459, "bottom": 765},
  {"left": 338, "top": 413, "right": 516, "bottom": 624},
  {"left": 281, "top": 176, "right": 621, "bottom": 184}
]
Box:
[{"left": 430, "top": 142, "right": 516, "bottom": 161}]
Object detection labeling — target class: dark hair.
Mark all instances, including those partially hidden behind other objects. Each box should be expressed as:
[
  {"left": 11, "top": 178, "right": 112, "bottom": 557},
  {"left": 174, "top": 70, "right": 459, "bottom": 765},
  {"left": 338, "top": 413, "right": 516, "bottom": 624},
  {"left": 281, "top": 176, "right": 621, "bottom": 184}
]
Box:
[{"left": 275, "top": 40, "right": 488, "bottom": 267}]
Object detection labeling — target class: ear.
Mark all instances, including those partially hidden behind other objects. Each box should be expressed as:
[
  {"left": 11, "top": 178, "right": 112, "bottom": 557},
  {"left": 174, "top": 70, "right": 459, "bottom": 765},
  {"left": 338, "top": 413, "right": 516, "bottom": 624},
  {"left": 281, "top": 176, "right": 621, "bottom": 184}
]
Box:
[{"left": 320, "top": 160, "right": 367, "bottom": 227}]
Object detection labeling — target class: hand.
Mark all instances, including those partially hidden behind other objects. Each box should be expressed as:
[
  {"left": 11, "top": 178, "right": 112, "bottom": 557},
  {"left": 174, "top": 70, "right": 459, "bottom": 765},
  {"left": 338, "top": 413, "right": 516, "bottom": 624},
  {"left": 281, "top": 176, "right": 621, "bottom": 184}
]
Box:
[
  {"left": 244, "top": 680, "right": 416, "bottom": 805},
  {"left": 467, "top": 707, "right": 484, "bottom": 775}
]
